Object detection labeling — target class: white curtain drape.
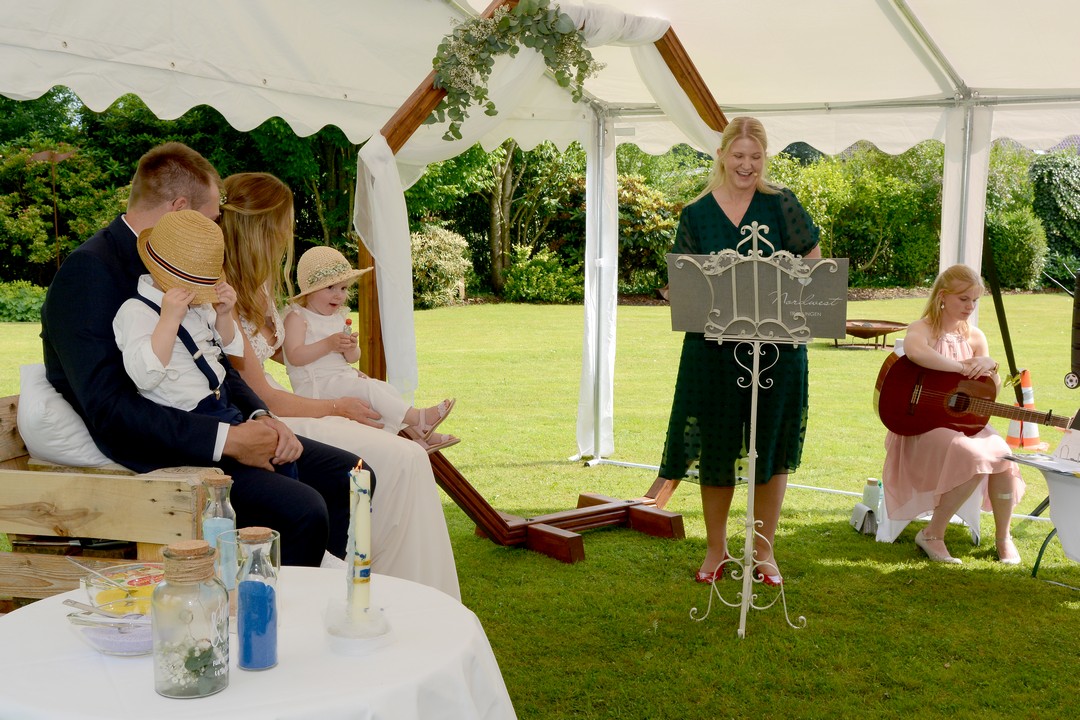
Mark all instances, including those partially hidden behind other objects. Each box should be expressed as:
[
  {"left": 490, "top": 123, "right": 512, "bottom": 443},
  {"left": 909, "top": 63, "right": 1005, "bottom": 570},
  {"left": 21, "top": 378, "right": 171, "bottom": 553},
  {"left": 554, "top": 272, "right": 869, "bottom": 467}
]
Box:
[
  {"left": 574, "top": 109, "right": 618, "bottom": 459},
  {"left": 354, "top": 134, "right": 420, "bottom": 400}
]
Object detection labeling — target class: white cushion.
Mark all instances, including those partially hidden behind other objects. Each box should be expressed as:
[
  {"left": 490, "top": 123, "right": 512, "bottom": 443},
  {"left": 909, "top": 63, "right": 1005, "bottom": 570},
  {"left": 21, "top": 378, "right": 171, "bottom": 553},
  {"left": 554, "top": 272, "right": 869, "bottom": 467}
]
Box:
[{"left": 17, "top": 364, "right": 111, "bottom": 467}]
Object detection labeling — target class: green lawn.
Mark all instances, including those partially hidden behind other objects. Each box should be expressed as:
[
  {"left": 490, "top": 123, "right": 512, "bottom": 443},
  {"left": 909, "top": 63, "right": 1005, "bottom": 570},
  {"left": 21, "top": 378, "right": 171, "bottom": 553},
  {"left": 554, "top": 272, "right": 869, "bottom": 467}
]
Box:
[{"left": 3, "top": 292, "right": 1078, "bottom": 719}]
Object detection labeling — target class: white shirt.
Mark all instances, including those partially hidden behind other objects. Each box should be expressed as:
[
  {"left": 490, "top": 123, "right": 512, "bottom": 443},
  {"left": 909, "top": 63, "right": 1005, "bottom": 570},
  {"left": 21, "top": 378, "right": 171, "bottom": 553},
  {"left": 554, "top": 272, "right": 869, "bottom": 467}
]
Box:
[{"left": 112, "top": 275, "right": 245, "bottom": 459}]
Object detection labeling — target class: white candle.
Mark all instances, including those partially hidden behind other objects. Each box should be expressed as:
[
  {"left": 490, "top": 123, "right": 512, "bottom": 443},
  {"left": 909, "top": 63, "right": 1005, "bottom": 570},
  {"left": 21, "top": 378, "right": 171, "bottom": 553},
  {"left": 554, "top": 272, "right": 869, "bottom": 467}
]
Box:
[{"left": 346, "top": 463, "right": 372, "bottom": 616}]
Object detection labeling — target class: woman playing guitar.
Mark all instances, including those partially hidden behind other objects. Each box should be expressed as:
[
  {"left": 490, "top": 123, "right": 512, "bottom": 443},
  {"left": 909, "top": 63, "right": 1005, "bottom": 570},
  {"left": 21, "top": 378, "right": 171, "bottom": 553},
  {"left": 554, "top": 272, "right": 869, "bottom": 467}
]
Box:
[{"left": 882, "top": 264, "right": 1025, "bottom": 565}]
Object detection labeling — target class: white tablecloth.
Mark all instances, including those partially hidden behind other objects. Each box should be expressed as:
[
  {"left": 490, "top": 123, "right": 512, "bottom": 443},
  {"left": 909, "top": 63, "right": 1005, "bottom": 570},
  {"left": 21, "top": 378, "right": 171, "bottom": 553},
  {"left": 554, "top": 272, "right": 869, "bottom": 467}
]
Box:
[
  {"left": 1011, "top": 453, "right": 1080, "bottom": 563},
  {"left": 0, "top": 567, "right": 516, "bottom": 720}
]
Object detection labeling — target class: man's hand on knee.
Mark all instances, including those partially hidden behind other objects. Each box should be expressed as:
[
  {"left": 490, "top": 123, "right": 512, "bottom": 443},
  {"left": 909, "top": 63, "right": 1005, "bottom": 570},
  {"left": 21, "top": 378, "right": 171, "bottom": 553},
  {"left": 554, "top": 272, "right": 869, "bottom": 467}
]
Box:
[{"left": 223, "top": 421, "right": 279, "bottom": 470}]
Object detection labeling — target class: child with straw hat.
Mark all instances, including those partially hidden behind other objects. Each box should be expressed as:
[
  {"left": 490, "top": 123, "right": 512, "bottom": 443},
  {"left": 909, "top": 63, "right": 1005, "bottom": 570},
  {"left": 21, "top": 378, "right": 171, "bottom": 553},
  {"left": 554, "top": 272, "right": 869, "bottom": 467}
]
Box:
[
  {"left": 283, "top": 246, "right": 459, "bottom": 453},
  {"left": 113, "top": 209, "right": 246, "bottom": 423}
]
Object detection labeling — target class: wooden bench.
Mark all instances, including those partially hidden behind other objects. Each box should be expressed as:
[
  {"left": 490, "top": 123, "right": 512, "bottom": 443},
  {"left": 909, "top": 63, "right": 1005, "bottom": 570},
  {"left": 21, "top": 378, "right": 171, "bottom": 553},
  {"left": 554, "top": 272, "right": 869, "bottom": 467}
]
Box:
[{"left": 0, "top": 394, "right": 214, "bottom": 601}]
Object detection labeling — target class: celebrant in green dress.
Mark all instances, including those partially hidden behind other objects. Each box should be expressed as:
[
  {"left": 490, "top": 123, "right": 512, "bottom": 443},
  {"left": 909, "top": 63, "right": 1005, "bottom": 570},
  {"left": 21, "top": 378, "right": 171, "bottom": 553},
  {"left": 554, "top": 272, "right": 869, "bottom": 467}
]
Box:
[{"left": 657, "top": 117, "right": 821, "bottom": 587}]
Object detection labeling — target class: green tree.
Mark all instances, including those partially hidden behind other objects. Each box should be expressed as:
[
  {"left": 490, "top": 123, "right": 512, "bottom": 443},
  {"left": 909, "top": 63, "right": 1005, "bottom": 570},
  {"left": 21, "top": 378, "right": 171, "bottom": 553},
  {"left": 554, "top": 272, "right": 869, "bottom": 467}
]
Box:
[
  {"left": 770, "top": 152, "right": 852, "bottom": 259},
  {"left": 615, "top": 143, "right": 711, "bottom": 205},
  {"left": 0, "top": 88, "right": 82, "bottom": 145},
  {"left": 0, "top": 139, "right": 123, "bottom": 284}
]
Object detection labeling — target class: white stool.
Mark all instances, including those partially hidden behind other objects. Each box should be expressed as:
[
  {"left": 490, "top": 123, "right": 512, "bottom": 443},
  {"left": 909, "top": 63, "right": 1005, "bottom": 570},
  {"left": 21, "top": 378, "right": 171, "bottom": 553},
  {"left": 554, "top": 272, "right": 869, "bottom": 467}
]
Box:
[{"left": 875, "top": 479, "right": 984, "bottom": 546}]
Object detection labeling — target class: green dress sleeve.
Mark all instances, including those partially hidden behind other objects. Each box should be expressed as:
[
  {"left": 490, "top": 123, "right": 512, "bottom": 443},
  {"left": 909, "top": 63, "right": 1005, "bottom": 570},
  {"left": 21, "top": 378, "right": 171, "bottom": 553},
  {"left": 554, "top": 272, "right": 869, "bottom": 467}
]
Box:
[{"left": 777, "top": 187, "right": 820, "bottom": 256}]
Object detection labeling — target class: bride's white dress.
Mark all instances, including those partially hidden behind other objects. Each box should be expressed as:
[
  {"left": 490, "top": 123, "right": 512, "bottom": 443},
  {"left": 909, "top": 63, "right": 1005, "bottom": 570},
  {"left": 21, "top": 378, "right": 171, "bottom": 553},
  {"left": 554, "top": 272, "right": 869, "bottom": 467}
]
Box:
[{"left": 241, "top": 308, "right": 460, "bottom": 600}]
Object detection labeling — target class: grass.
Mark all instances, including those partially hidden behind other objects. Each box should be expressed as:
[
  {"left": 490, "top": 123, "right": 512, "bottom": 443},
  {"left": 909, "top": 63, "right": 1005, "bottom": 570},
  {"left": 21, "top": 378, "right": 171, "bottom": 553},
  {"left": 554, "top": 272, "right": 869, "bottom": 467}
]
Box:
[{"left": 3, "top": 293, "right": 1079, "bottom": 718}]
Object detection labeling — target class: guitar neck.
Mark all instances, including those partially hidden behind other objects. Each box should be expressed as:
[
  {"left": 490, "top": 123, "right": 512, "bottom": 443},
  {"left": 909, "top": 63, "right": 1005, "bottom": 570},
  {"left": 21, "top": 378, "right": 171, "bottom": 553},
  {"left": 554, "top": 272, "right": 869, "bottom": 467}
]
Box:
[{"left": 979, "top": 398, "right": 1071, "bottom": 430}]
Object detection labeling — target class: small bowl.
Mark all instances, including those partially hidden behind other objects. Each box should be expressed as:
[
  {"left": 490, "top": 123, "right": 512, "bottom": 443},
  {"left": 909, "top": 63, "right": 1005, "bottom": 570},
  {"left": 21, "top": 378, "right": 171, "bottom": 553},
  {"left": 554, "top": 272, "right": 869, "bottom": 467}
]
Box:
[
  {"left": 67, "top": 603, "right": 152, "bottom": 657},
  {"left": 81, "top": 562, "right": 163, "bottom": 615}
]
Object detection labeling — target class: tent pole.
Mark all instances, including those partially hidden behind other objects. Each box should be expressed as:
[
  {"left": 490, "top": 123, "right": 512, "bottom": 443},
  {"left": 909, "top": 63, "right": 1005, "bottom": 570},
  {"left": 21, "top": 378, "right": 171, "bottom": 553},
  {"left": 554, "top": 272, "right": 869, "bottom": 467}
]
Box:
[
  {"left": 956, "top": 102, "right": 974, "bottom": 262},
  {"left": 590, "top": 107, "right": 607, "bottom": 464}
]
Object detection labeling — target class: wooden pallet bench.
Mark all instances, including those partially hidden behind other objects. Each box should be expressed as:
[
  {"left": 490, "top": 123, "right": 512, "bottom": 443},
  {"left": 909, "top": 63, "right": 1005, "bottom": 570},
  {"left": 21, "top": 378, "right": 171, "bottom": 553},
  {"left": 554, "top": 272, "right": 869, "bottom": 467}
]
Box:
[{"left": 0, "top": 394, "right": 212, "bottom": 601}]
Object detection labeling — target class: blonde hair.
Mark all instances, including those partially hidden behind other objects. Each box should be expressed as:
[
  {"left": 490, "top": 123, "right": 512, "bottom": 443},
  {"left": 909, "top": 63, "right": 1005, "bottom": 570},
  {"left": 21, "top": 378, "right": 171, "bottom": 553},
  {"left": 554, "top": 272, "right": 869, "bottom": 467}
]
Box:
[
  {"left": 128, "top": 142, "right": 222, "bottom": 213},
  {"left": 219, "top": 173, "right": 295, "bottom": 332},
  {"left": 922, "top": 264, "right": 984, "bottom": 338},
  {"left": 694, "top": 116, "right": 778, "bottom": 202}
]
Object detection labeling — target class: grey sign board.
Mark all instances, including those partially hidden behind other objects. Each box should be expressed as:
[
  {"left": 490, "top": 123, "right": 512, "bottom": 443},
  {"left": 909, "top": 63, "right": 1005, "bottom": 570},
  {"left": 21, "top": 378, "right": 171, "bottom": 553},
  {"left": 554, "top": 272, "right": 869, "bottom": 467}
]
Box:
[{"left": 667, "top": 253, "right": 849, "bottom": 341}]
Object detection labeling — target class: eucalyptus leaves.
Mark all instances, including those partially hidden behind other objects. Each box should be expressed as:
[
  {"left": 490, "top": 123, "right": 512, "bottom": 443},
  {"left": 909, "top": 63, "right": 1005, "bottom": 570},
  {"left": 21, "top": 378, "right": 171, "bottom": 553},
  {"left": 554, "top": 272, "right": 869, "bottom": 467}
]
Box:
[{"left": 426, "top": 0, "right": 602, "bottom": 141}]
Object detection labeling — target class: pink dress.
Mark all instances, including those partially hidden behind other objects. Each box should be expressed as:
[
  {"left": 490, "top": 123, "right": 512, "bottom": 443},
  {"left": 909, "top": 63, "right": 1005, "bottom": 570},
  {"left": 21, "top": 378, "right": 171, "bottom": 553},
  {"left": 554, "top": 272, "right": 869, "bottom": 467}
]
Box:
[{"left": 882, "top": 332, "right": 1025, "bottom": 520}]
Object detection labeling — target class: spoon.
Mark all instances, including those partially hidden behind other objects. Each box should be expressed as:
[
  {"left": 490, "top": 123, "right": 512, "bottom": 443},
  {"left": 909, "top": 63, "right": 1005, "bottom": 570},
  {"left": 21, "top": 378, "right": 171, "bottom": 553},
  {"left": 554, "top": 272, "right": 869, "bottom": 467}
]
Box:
[
  {"left": 62, "top": 598, "right": 144, "bottom": 619},
  {"left": 66, "top": 557, "right": 130, "bottom": 592}
]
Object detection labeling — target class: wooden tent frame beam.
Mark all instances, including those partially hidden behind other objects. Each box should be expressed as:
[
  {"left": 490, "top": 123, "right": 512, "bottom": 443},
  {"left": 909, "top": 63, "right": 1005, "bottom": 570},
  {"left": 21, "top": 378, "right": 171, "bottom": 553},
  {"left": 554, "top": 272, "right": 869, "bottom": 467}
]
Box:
[{"left": 357, "top": 1, "right": 725, "bottom": 561}]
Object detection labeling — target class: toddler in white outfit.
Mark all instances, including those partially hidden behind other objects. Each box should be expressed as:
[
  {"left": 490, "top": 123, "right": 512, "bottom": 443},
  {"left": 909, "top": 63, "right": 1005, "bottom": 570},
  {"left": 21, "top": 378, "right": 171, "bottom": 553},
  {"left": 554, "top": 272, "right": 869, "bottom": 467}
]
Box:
[
  {"left": 113, "top": 210, "right": 246, "bottom": 426},
  {"left": 283, "top": 246, "right": 458, "bottom": 453}
]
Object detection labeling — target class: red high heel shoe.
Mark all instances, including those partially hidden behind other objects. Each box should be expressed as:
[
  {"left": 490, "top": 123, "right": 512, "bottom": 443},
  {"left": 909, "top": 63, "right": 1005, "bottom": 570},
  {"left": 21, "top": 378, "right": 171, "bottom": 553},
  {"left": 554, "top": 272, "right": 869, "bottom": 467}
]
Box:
[
  {"left": 753, "top": 569, "right": 783, "bottom": 587},
  {"left": 694, "top": 553, "right": 732, "bottom": 584}
]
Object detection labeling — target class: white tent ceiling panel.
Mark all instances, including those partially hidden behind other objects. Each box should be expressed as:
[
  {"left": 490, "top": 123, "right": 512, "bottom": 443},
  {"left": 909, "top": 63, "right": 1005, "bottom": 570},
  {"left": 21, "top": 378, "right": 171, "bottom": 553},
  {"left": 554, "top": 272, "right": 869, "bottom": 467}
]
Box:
[{"left": 0, "top": 0, "right": 465, "bottom": 141}]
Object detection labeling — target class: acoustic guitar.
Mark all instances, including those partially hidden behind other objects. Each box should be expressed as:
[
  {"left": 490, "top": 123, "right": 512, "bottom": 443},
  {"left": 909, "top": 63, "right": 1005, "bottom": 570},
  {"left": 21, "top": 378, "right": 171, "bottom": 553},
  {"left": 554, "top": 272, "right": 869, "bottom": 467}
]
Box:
[{"left": 874, "top": 353, "right": 1073, "bottom": 436}]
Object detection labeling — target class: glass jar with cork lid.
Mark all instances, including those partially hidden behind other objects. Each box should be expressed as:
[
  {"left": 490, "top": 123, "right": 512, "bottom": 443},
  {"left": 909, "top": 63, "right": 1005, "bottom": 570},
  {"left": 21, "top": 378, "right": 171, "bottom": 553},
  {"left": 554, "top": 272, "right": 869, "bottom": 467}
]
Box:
[{"left": 151, "top": 539, "right": 230, "bottom": 698}]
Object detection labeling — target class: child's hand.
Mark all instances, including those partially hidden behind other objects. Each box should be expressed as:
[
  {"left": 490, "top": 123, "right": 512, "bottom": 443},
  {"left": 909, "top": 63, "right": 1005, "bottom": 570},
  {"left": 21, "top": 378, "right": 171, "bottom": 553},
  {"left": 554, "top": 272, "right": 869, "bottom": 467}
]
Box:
[
  {"left": 329, "top": 331, "right": 358, "bottom": 356},
  {"left": 161, "top": 287, "right": 195, "bottom": 323},
  {"left": 213, "top": 281, "right": 237, "bottom": 316}
]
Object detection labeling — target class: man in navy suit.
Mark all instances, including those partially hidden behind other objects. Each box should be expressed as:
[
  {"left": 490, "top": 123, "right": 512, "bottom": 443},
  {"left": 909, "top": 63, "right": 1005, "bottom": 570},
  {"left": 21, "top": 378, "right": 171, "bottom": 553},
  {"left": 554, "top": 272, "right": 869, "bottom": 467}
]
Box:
[{"left": 41, "top": 142, "right": 365, "bottom": 566}]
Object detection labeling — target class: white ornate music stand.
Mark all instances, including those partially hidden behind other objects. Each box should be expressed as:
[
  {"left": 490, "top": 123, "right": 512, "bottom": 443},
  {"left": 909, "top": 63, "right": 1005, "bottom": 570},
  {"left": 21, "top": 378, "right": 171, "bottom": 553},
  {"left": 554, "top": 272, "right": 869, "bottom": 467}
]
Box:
[{"left": 667, "top": 222, "right": 848, "bottom": 637}]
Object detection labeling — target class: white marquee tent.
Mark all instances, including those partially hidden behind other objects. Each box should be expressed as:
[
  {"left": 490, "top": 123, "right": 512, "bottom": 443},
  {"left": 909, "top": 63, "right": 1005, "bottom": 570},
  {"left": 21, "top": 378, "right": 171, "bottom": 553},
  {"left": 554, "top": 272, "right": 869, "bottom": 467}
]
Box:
[{"left": 3, "top": 0, "right": 1080, "bottom": 461}]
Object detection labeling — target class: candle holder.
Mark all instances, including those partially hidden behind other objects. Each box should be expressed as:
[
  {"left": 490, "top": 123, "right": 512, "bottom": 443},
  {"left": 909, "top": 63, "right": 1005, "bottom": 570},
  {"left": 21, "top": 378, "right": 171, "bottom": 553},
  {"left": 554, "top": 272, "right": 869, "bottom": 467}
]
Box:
[
  {"left": 324, "top": 463, "right": 390, "bottom": 653},
  {"left": 325, "top": 600, "right": 390, "bottom": 643}
]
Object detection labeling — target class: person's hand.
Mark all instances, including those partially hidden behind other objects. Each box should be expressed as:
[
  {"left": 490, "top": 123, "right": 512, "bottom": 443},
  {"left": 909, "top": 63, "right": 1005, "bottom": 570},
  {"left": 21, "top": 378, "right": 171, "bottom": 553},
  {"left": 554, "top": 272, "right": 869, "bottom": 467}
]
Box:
[
  {"left": 333, "top": 396, "right": 384, "bottom": 429},
  {"left": 222, "top": 420, "right": 280, "bottom": 471},
  {"left": 213, "top": 281, "right": 237, "bottom": 317},
  {"left": 255, "top": 414, "right": 304, "bottom": 464},
  {"left": 326, "top": 331, "right": 358, "bottom": 357},
  {"left": 160, "top": 287, "right": 195, "bottom": 325},
  {"left": 959, "top": 356, "right": 997, "bottom": 379}
]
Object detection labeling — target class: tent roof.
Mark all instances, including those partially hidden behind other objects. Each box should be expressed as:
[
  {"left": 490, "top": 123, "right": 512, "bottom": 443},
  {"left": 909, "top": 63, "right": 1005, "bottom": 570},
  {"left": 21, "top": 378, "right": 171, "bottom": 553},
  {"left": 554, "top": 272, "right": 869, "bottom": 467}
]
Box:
[{"left": 4, "top": 0, "right": 1080, "bottom": 156}]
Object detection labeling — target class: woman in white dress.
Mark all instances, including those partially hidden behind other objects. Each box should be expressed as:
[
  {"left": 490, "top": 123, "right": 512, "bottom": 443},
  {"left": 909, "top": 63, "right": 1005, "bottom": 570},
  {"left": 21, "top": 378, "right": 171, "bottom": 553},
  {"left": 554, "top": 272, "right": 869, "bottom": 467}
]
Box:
[{"left": 218, "top": 171, "right": 460, "bottom": 599}]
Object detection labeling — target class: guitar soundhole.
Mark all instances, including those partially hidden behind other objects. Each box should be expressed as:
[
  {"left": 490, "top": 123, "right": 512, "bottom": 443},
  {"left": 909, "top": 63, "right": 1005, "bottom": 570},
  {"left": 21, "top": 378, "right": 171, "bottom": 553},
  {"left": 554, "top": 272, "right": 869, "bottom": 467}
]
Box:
[{"left": 947, "top": 392, "right": 971, "bottom": 413}]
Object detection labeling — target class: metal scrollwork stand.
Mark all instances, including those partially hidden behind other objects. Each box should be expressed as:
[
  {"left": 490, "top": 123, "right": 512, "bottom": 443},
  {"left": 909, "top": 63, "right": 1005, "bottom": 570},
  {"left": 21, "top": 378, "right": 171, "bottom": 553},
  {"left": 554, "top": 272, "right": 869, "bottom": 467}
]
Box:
[{"left": 674, "top": 221, "right": 843, "bottom": 637}]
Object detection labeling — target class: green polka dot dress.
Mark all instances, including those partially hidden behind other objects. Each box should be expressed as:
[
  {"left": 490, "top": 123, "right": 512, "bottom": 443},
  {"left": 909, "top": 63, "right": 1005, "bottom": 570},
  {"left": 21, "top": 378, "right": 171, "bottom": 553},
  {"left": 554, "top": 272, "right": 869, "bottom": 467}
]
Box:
[{"left": 658, "top": 188, "right": 820, "bottom": 486}]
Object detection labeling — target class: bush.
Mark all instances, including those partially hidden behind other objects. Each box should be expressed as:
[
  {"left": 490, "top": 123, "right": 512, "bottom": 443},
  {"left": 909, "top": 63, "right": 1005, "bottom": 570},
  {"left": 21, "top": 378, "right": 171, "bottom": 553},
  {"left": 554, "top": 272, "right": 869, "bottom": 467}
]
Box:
[
  {"left": 985, "top": 208, "right": 1048, "bottom": 289},
  {"left": 0, "top": 280, "right": 46, "bottom": 321},
  {"left": 411, "top": 225, "right": 471, "bottom": 309},
  {"left": 503, "top": 245, "right": 583, "bottom": 303},
  {"left": 1042, "top": 249, "right": 1080, "bottom": 292},
  {"left": 1030, "top": 152, "right": 1080, "bottom": 257}
]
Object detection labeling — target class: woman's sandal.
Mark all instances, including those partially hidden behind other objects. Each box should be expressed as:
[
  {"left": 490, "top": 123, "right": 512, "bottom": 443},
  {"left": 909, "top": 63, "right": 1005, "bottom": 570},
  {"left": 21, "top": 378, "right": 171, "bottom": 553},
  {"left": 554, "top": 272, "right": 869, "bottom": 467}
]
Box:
[
  {"left": 416, "top": 398, "right": 455, "bottom": 441},
  {"left": 996, "top": 535, "right": 1021, "bottom": 565},
  {"left": 403, "top": 426, "right": 461, "bottom": 455}
]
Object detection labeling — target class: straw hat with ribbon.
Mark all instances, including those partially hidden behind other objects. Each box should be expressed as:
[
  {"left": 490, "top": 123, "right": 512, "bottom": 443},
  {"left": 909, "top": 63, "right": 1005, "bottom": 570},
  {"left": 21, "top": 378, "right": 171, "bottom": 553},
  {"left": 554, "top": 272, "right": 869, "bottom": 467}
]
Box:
[
  {"left": 137, "top": 210, "right": 224, "bottom": 305},
  {"left": 292, "top": 246, "right": 371, "bottom": 301}
]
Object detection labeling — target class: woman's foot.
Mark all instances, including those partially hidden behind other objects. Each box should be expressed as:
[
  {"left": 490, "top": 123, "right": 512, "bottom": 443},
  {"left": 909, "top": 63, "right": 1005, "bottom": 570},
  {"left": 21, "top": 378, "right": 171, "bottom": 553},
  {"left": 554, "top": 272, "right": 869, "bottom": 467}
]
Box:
[
  {"left": 753, "top": 569, "right": 783, "bottom": 587},
  {"left": 403, "top": 426, "right": 460, "bottom": 455},
  {"left": 694, "top": 553, "right": 731, "bottom": 584},
  {"left": 753, "top": 558, "right": 783, "bottom": 587},
  {"left": 996, "top": 535, "right": 1021, "bottom": 565},
  {"left": 915, "top": 528, "right": 962, "bottom": 564},
  {"left": 416, "top": 398, "right": 455, "bottom": 440}
]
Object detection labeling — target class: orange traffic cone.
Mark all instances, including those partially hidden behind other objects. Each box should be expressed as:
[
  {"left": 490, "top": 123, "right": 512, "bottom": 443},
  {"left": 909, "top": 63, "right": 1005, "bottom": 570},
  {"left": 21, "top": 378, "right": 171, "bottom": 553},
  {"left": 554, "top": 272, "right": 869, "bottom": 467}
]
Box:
[{"left": 1006, "top": 369, "right": 1049, "bottom": 450}]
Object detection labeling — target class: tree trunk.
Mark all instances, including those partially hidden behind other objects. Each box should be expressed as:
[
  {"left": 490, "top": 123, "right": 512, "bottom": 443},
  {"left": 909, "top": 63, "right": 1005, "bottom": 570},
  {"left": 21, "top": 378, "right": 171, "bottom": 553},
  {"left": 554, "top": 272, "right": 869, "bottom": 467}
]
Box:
[{"left": 489, "top": 139, "right": 516, "bottom": 293}]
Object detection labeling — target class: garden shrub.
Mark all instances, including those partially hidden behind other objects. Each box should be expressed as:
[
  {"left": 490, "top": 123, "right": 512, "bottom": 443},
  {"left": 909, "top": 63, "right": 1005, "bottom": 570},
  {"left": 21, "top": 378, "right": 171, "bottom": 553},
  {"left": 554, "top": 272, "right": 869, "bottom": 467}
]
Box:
[
  {"left": 0, "top": 280, "right": 46, "bottom": 321},
  {"left": 503, "top": 245, "right": 583, "bottom": 303},
  {"left": 411, "top": 225, "right": 471, "bottom": 309},
  {"left": 1030, "top": 152, "right": 1080, "bottom": 257},
  {"left": 985, "top": 208, "right": 1048, "bottom": 289}
]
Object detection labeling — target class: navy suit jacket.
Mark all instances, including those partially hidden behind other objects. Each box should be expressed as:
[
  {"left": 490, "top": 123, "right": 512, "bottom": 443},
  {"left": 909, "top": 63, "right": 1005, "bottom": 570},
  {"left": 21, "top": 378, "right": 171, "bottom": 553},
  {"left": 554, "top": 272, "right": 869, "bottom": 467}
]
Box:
[{"left": 41, "top": 214, "right": 269, "bottom": 473}]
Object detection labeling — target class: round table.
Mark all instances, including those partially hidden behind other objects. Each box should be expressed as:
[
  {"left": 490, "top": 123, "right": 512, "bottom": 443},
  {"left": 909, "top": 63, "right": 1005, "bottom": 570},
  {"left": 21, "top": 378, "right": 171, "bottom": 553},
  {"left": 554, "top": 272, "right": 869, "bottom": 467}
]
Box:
[{"left": 0, "top": 567, "right": 516, "bottom": 719}]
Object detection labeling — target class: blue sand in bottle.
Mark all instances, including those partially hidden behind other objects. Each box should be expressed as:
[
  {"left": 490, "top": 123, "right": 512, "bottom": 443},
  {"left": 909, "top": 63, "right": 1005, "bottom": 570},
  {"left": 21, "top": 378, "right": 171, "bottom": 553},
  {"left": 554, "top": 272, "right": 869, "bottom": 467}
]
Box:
[{"left": 237, "top": 580, "right": 277, "bottom": 669}]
